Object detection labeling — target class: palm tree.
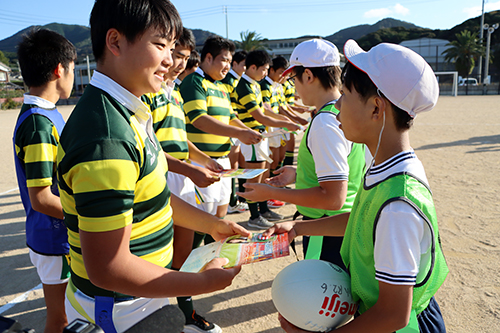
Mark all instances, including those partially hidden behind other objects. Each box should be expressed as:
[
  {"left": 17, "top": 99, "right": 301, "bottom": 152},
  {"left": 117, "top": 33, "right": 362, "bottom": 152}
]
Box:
[
  {"left": 442, "top": 30, "right": 484, "bottom": 78},
  {"left": 235, "top": 30, "right": 270, "bottom": 51}
]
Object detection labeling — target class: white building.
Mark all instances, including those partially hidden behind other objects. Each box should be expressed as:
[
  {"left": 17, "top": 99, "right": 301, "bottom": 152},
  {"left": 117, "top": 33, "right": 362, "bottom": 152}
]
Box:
[
  {"left": 0, "top": 62, "right": 10, "bottom": 83},
  {"left": 399, "top": 38, "right": 453, "bottom": 72},
  {"left": 74, "top": 61, "right": 97, "bottom": 93}
]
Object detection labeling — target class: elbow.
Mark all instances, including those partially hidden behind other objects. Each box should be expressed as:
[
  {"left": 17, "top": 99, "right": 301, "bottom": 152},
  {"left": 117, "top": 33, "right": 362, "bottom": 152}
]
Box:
[{"left": 323, "top": 197, "right": 345, "bottom": 211}]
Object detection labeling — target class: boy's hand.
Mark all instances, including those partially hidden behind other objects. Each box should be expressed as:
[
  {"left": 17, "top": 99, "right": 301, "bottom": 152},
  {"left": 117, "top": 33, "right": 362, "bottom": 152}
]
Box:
[
  {"left": 209, "top": 219, "right": 251, "bottom": 241},
  {"left": 265, "top": 166, "right": 297, "bottom": 187},
  {"left": 200, "top": 258, "right": 242, "bottom": 291},
  {"left": 205, "top": 159, "right": 224, "bottom": 173},
  {"left": 189, "top": 165, "right": 220, "bottom": 188},
  {"left": 236, "top": 183, "right": 273, "bottom": 202},
  {"left": 285, "top": 123, "right": 301, "bottom": 132},
  {"left": 238, "top": 129, "right": 262, "bottom": 145},
  {"left": 261, "top": 221, "right": 297, "bottom": 242}
]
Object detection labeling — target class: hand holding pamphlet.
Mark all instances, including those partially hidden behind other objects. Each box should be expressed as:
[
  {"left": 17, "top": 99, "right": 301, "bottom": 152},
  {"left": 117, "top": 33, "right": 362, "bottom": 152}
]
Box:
[{"left": 180, "top": 233, "right": 290, "bottom": 273}]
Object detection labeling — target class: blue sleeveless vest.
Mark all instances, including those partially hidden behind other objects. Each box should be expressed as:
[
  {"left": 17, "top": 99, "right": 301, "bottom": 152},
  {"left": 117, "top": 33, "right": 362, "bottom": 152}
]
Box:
[{"left": 13, "top": 106, "right": 69, "bottom": 255}]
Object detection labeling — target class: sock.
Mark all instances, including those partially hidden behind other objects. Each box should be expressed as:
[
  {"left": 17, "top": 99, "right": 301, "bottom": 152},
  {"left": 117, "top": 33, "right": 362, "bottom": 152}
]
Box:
[
  {"left": 249, "top": 202, "right": 260, "bottom": 220},
  {"left": 192, "top": 232, "right": 205, "bottom": 249},
  {"left": 283, "top": 151, "right": 294, "bottom": 166},
  {"left": 259, "top": 200, "right": 270, "bottom": 214},
  {"left": 229, "top": 178, "right": 238, "bottom": 207}
]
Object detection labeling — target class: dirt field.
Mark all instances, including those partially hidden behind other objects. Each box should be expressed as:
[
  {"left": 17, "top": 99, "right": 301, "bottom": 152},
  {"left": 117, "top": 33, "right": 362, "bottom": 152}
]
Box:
[{"left": 1, "top": 95, "right": 499, "bottom": 332}]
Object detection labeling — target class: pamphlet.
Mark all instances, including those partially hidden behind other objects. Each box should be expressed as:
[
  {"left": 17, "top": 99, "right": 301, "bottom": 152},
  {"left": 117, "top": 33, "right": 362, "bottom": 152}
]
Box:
[
  {"left": 180, "top": 233, "right": 290, "bottom": 273},
  {"left": 218, "top": 168, "right": 267, "bottom": 179}
]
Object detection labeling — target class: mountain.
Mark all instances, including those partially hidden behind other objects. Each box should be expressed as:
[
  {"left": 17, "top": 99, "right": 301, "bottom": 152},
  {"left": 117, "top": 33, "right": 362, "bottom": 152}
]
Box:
[{"left": 324, "top": 18, "right": 420, "bottom": 48}]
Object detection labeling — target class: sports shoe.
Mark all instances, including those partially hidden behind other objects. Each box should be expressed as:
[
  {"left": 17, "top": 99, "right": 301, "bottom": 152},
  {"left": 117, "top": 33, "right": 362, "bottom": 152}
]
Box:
[
  {"left": 267, "top": 199, "right": 285, "bottom": 208},
  {"left": 227, "top": 201, "right": 248, "bottom": 214},
  {"left": 248, "top": 215, "right": 275, "bottom": 229},
  {"left": 183, "top": 311, "right": 222, "bottom": 333},
  {"left": 261, "top": 210, "right": 284, "bottom": 221}
]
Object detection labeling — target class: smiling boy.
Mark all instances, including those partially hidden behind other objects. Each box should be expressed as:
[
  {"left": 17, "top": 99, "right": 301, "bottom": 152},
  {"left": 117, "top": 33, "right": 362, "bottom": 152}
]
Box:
[{"left": 56, "top": 1, "right": 249, "bottom": 332}]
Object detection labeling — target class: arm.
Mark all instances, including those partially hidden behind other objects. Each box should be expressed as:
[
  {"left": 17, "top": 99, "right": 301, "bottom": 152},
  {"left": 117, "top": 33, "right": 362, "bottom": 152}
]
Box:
[
  {"left": 192, "top": 115, "right": 261, "bottom": 145},
  {"left": 164, "top": 152, "right": 220, "bottom": 188},
  {"left": 279, "top": 104, "right": 309, "bottom": 126},
  {"left": 28, "top": 186, "right": 64, "bottom": 219},
  {"left": 238, "top": 180, "right": 347, "bottom": 210},
  {"left": 250, "top": 108, "right": 300, "bottom": 131}
]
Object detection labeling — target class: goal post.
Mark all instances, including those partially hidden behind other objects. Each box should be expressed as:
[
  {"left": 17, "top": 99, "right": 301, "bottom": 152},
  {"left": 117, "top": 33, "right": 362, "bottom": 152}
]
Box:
[{"left": 435, "top": 71, "right": 458, "bottom": 97}]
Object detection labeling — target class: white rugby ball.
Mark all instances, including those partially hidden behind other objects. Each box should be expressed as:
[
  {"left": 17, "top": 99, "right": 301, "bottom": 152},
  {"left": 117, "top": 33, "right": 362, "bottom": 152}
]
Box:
[{"left": 271, "top": 260, "right": 357, "bottom": 332}]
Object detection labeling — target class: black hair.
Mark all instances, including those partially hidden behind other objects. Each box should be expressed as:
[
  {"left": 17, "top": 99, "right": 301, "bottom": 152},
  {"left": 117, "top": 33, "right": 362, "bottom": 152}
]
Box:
[
  {"left": 90, "top": 0, "right": 182, "bottom": 62},
  {"left": 186, "top": 50, "right": 200, "bottom": 70},
  {"left": 294, "top": 65, "right": 341, "bottom": 90},
  {"left": 245, "top": 50, "right": 271, "bottom": 68},
  {"left": 341, "top": 62, "right": 413, "bottom": 130},
  {"left": 17, "top": 28, "right": 77, "bottom": 88},
  {"left": 271, "top": 56, "right": 288, "bottom": 71},
  {"left": 200, "top": 36, "right": 235, "bottom": 62},
  {"left": 176, "top": 27, "right": 195, "bottom": 51},
  {"left": 232, "top": 50, "right": 247, "bottom": 65}
]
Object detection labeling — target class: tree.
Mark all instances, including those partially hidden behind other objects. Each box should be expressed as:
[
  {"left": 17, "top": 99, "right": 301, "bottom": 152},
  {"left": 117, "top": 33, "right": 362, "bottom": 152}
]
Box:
[
  {"left": 442, "top": 30, "right": 484, "bottom": 78},
  {"left": 235, "top": 30, "right": 270, "bottom": 51},
  {"left": 0, "top": 51, "right": 9, "bottom": 66}
]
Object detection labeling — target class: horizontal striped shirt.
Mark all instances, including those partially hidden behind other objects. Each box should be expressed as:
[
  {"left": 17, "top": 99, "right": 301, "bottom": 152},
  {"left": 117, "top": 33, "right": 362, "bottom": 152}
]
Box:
[
  {"left": 234, "top": 74, "right": 265, "bottom": 131},
  {"left": 260, "top": 76, "right": 280, "bottom": 114},
  {"left": 57, "top": 73, "right": 173, "bottom": 298},
  {"left": 220, "top": 69, "right": 240, "bottom": 111},
  {"left": 142, "top": 83, "right": 189, "bottom": 160},
  {"left": 283, "top": 79, "right": 295, "bottom": 105},
  {"left": 180, "top": 68, "right": 236, "bottom": 157}
]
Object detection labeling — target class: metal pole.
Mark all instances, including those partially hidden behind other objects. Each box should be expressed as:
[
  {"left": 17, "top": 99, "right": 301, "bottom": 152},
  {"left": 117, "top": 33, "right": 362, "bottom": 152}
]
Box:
[
  {"left": 86, "top": 55, "right": 91, "bottom": 86},
  {"left": 224, "top": 6, "right": 229, "bottom": 39},
  {"left": 479, "top": 0, "right": 485, "bottom": 83},
  {"left": 484, "top": 29, "right": 492, "bottom": 85}
]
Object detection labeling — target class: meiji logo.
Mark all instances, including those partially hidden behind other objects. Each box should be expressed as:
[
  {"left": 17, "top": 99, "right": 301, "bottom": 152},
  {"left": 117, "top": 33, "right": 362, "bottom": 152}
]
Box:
[{"left": 318, "top": 294, "right": 357, "bottom": 318}]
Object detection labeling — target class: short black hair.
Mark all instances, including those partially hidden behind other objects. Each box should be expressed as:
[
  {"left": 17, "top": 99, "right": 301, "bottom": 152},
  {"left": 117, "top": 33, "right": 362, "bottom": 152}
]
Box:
[
  {"left": 245, "top": 50, "right": 271, "bottom": 68},
  {"left": 294, "top": 65, "right": 341, "bottom": 90},
  {"left": 186, "top": 50, "right": 200, "bottom": 70},
  {"left": 232, "top": 50, "right": 247, "bottom": 65},
  {"left": 341, "top": 62, "right": 413, "bottom": 130},
  {"left": 271, "top": 56, "right": 288, "bottom": 71},
  {"left": 17, "top": 28, "right": 77, "bottom": 88},
  {"left": 200, "top": 36, "right": 235, "bottom": 62},
  {"left": 90, "top": 0, "right": 182, "bottom": 62},
  {"left": 176, "top": 27, "right": 195, "bottom": 51}
]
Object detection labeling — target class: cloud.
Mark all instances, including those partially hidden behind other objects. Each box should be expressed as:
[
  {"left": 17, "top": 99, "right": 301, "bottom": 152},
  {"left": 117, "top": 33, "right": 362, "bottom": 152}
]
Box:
[
  {"left": 364, "top": 3, "right": 410, "bottom": 18},
  {"left": 463, "top": 1, "right": 500, "bottom": 18}
]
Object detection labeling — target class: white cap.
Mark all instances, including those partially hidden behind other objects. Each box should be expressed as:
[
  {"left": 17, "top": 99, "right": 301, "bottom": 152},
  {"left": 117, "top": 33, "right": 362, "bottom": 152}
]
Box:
[
  {"left": 343, "top": 39, "right": 439, "bottom": 118},
  {"left": 282, "top": 39, "right": 340, "bottom": 76}
]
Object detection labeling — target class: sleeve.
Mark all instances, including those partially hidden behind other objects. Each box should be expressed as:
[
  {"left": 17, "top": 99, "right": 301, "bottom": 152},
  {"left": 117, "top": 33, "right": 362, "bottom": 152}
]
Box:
[
  {"left": 60, "top": 139, "right": 141, "bottom": 233},
  {"left": 17, "top": 115, "right": 58, "bottom": 188},
  {"left": 238, "top": 84, "right": 261, "bottom": 113},
  {"left": 308, "top": 114, "right": 350, "bottom": 183},
  {"left": 374, "top": 200, "right": 432, "bottom": 285},
  {"left": 180, "top": 78, "right": 208, "bottom": 123},
  {"left": 261, "top": 84, "right": 272, "bottom": 103}
]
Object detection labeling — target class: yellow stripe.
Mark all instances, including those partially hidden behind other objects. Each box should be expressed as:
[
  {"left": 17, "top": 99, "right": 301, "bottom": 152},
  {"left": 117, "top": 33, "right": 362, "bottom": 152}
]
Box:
[
  {"left": 187, "top": 133, "right": 231, "bottom": 145},
  {"left": 27, "top": 178, "right": 52, "bottom": 187},
  {"left": 156, "top": 127, "right": 187, "bottom": 143},
  {"left": 206, "top": 95, "right": 232, "bottom": 108},
  {"left": 66, "top": 278, "right": 94, "bottom": 323},
  {"left": 60, "top": 190, "right": 78, "bottom": 216},
  {"left": 140, "top": 238, "right": 174, "bottom": 268},
  {"left": 151, "top": 106, "right": 168, "bottom": 123},
  {"left": 63, "top": 159, "right": 139, "bottom": 193},
  {"left": 24, "top": 143, "right": 57, "bottom": 163},
  {"left": 79, "top": 209, "right": 133, "bottom": 232},
  {"left": 131, "top": 200, "right": 172, "bottom": 240},
  {"left": 69, "top": 248, "right": 88, "bottom": 279},
  {"left": 184, "top": 99, "right": 207, "bottom": 113},
  {"left": 135, "top": 154, "right": 168, "bottom": 203}
]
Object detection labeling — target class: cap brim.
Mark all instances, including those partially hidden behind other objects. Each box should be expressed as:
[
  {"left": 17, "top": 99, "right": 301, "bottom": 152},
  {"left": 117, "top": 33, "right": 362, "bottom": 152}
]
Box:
[
  {"left": 343, "top": 39, "right": 366, "bottom": 62},
  {"left": 281, "top": 65, "right": 297, "bottom": 77}
]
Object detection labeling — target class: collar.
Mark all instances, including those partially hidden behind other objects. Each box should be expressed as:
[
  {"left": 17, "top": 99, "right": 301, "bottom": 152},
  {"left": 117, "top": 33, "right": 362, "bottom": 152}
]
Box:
[
  {"left": 195, "top": 67, "right": 205, "bottom": 78},
  {"left": 162, "top": 80, "right": 175, "bottom": 100},
  {"left": 229, "top": 68, "right": 241, "bottom": 80},
  {"left": 242, "top": 73, "right": 261, "bottom": 93},
  {"left": 174, "top": 78, "right": 182, "bottom": 86},
  {"left": 23, "top": 94, "right": 56, "bottom": 109},
  {"left": 90, "top": 71, "right": 156, "bottom": 146}
]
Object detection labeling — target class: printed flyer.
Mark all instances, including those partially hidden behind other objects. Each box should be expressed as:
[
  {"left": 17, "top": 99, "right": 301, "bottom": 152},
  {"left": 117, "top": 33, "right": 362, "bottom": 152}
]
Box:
[
  {"left": 218, "top": 168, "right": 267, "bottom": 179},
  {"left": 180, "top": 233, "right": 290, "bottom": 273}
]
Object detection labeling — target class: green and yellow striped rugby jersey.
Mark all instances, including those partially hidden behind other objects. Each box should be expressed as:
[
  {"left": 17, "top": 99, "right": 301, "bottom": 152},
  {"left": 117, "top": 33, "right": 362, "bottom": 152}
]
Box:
[
  {"left": 220, "top": 69, "right": 240, "bottom": 110},
  {"left": 57, "top": 84, "right": 173, "bottom": 298},
  {"left": 283, "top": 79, "right": 295, "bottom": 105},
  {"left": 180, "top": 68, "right": 236, "bottom": 158},
  {"left": 142, "top": 84, "right": 189, "bottom": 160},
  {"left": 14, "top": 103, "right": 60, "bottom": 188},
  {"left": 234, "top": 74, "right": 265, "bottom": 131},
  {"left": 260, "top": 76, "right": 280, "bottom": 114}
]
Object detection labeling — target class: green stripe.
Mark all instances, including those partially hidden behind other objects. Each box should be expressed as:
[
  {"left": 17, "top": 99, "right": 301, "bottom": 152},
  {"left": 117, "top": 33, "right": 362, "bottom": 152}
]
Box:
[
  {"left": 75, "top": 189, "right": 135, "bottom": 218},
  {"left": 129, "top": 223, "right": 174, "bottom": 257},
  {"left": 25, "top": 161, "right": 55, "bottom": 179}
]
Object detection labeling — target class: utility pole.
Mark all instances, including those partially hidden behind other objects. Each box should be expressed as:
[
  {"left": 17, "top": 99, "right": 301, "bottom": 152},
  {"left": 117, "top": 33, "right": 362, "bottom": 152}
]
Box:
[
  {"left": 478, "top": 0, "right": 485, "bottom": 84},
  {"left": 484, "top": 23, "right": 499, "bottom": 85},
  {"left": 86, "top": 55, "right": 91, "bottom": 87},
  {"left": 223, "top": 6, "right": 229, "bottom": 39}
]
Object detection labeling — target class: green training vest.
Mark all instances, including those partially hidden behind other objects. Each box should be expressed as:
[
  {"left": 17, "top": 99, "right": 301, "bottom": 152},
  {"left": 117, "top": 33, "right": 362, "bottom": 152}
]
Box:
[{"left": 340, "top": 173, "right": 449, "bottom": 317}]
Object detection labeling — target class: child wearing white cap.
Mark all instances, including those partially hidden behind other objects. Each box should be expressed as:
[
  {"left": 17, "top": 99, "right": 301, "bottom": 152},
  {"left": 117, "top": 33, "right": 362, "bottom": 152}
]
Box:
[{"left": 265, "top": 39, "right": 449, "bottom": 332}]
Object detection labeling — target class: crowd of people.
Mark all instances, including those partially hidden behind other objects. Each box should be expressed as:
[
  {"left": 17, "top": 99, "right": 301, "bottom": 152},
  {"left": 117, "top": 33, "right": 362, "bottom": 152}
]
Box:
[{"left": 12, "top": 0, "right": 449, "bottom": 332}]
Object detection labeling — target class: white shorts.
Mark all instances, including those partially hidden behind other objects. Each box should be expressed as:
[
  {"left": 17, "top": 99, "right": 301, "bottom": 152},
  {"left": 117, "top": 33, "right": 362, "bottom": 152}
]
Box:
[
  {"left": 65, "top": 283, "right": 169, "bottom": 333},
  {"left": 192, "top": 157, "right": 231, "bottom": 205},
  {"left": 29, "top": 249, "right": 70, "bottom": 285},
  {"left": 167, "top": 169, "right": 198, "bottom": 207},
  {"left": 240, "top": 139, "right": 271, "bottom": 162},
  {"left": 267, "top": 128, "right": 282, "bottom": 148}
]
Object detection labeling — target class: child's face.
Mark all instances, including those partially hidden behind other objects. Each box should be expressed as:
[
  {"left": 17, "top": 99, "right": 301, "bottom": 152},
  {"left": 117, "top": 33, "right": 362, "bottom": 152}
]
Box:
[
  {"left": 166, "top": 45, "right": 191, "bottom": 81},
  {"left": 269, "top": 67, "right": 285, "bottom": 83},
  {"left": 335, "top": 84, "right": 372, "bottom": 143},
  {"left": 232, "top": 59, "right": 246, "bottom": 76},
  {"left": 120, "top": 27, "right": 175, "bottom": 96},
  {"left": 206, "top": 49, "right": 232, "bottom": 81},
  {"left": 59, "top": 61, "right": 75, "bottom": 100},
  {"left": 255, "top": 64, "right": 269, "bottom": 81}
]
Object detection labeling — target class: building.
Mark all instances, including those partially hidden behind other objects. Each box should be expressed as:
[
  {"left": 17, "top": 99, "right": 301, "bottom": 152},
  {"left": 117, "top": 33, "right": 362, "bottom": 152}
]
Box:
[
  {"left": 74, "top": 61, "right": 97, "bottom": 93},
  {"left": 263, "top": 36, "right": 322, "bottom": 59},
  {"left": 0, "top": 62, "right": 10, "bottom": 83}
]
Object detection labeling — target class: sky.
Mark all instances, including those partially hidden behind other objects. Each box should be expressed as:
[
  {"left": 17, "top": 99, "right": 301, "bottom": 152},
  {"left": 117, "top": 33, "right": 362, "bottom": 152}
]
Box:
[{"left": 1, "top": 0, "right": 500, "bottom": 43}]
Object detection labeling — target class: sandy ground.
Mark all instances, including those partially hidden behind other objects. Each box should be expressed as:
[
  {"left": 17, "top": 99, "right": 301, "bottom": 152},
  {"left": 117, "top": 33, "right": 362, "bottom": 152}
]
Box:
[{"left": 0, "top": 96, "right": 499, "bottom": 332}]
